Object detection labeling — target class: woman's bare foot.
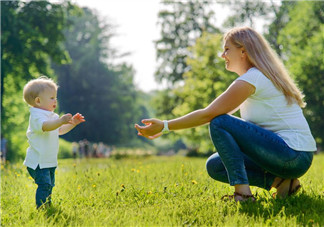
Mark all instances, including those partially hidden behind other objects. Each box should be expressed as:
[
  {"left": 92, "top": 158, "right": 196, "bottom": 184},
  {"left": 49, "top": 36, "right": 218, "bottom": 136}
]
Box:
[{"left": 272, "top": 177, "right": 301, "bottom": 198}]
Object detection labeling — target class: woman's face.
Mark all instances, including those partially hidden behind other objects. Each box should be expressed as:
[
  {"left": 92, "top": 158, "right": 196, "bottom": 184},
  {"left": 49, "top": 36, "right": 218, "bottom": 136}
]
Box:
[{"left": 221, "top": 39, "right": 246, "bottom": 75}]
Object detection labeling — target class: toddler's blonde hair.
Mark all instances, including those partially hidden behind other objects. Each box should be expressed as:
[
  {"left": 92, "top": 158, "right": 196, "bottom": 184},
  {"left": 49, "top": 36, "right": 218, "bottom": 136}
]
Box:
[
  {"left": 23, "top": 76, "right": 58, "bottom": 106},
  {"left": 224, "top": 27, "right": 306, "bottom": 107}
]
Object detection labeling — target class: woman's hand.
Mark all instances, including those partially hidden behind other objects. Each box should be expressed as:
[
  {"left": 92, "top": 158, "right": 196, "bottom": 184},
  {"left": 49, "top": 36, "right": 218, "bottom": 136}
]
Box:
[{"left": 134, "top": 119, "right": 164, "bottom": 140}]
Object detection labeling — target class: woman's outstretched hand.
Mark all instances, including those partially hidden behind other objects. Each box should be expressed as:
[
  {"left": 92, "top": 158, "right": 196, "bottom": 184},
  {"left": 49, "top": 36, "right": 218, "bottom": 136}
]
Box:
[{"left": 134, "top": 119, "right": 164, "bottom": 140}]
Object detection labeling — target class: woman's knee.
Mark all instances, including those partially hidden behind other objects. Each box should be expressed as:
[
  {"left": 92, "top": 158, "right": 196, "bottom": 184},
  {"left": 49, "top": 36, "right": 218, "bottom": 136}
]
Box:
[
  {"left": 206, "top": 153, "right": 224, "bottom": 179},
  {"left": 206, "top": 156, "right": 215, "bottom": 176},
  {"left": 210, "top": 114, "right": 229, "bottom": 125},
  {"left": 209, "top": 115, "right": 231, "bottom": 140}
]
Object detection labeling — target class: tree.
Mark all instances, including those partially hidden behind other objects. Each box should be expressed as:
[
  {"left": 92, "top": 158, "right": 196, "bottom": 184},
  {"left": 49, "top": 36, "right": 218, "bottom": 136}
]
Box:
[
  {"left": 155, "top": 0, "right": 219, "bottom": 85},
  {"left": 220, "top": 0, "right": 273, "bottom": 28},
  {"left": 264, "top": 1, "right": 297, "bottom": 56},
  {"left": 1, "top": 0, "right": 73, "bottom": 160},
  {"left": 152, "top": 1, "right": 220, "bottom": 151},
  {"left": 159, "top": 33, "right": 236, "bottom": 153},
  {"left": 222, "top": 0, "right": 324, "bottom": 148},
  {"left": 276, "top": 1, "right": 324, "bottom": 148},
  {"left": 53, "top": 7, "right": 141, "bottom": 145},
  {"left": 1, "top": 1, "right": 70, "bottom": 104}
]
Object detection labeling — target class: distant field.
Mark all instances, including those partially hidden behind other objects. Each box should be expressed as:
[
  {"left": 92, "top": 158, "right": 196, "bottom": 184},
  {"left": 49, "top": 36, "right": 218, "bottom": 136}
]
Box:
[{"left": 1, "top": 154, "right": 324, "bottom": 226}]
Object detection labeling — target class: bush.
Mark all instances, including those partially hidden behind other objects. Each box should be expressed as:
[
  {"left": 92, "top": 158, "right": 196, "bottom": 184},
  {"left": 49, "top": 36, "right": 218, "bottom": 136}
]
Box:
[{"left": 58, "top": 139, "right": 72, "bottom": 159}]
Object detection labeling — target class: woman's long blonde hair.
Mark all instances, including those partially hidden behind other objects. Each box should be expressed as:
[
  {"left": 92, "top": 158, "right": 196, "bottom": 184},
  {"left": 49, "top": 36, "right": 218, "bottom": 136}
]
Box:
[{"left": 224, "top": 27, "right": 306, "bottom": 107}]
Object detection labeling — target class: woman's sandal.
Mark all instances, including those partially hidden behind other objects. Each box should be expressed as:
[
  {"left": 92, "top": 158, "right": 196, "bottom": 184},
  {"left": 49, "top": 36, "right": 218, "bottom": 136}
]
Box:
[
  {"left": 272, "top": 178, "right": 302, "bottom": 198},
  {"left": 221, "top": 192, "right": 256, "bottom": 202}
]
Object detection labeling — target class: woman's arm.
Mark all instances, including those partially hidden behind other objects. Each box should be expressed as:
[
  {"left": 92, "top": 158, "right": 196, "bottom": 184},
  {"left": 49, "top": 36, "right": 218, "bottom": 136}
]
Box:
[
  {"left": 169, "top": 80, "right": 255, "bottom": 130},
  {"left": 135, "top": 80, "right": 255, "bottom": 139}
]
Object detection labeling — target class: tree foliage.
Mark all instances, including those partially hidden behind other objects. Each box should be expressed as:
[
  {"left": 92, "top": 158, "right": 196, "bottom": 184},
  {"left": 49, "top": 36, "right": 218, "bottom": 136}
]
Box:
[
  {"left": 1, "top": 2, "right": 148, "bottom": 160},
  {"left": 220, "top": 0, "right": 274, "bottom": 28},
  {"left": 1, "top": 0, "right": 73, "bottom": 160},
  {"left": 53, "top": 7, "right": 141, "bottom": 145},
  {"left": 1, "top": 1, "right": 70, "bottom": 99},
  {"left": 264, "top": 1, "right": 296, "bottom": 56},
  {"left": 152, "top": 0, "right": 221, "bottom": 151},
  {"left": 276, "top": 1, "right": 324, "bottom": 148},
  {"left": 154, "top": 0, "right": 324, "bottom": 152},
  {"left": 169, "top": 33, "right": 236, "bottom": 152},
  {"left": 155, "top": 0, "right": 219, "bottom": 85}
]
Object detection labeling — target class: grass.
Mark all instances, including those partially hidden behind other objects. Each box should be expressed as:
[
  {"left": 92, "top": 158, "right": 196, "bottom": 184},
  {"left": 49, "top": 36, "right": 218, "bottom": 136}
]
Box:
[{"left": 1, "top": 153, "right": 324, "bottom": 226}]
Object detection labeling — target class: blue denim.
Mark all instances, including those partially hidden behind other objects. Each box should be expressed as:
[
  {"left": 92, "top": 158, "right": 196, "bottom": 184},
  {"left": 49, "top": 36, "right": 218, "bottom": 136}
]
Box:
[
  {"left": 206, "top": 114, "right": 313, "bottom": 190},
  {"left": 27, "top": 166, "right": 56, "bottom": 208}
]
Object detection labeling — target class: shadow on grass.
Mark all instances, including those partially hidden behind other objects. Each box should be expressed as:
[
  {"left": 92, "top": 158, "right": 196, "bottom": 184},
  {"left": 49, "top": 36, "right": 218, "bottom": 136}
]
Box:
[
  {"left": 239, "top": 193, "right": 324, "bottom": 226},
  {"left": 39, "top": 205, "right": 74, "bottom": 225}
]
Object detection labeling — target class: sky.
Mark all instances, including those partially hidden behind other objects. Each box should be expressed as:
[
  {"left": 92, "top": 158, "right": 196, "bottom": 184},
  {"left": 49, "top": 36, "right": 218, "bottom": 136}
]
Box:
[
  {"left": 72, "top": 0, "right": 164, "bottom": 92},
  {"left": 71, "top": 0, "right": 237, "bottom": 92}
]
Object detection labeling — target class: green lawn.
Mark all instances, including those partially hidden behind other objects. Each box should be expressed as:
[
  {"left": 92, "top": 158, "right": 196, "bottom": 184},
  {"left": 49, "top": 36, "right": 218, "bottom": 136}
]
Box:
[{"left": 1, "top": 154, "right": 324, "bottom": 226}]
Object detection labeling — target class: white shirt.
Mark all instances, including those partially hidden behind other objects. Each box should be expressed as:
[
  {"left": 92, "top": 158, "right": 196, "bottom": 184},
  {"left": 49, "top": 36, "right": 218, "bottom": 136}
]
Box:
[
  {"left": 236, "top": 67, "right": 317, "bottom": 152},
  {"left": 23, "top": 107, "right": 60, "bottom": 169}
]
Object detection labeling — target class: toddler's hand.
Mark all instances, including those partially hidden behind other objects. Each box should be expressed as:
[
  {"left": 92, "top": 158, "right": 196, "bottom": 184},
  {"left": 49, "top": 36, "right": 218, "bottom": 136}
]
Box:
[
  {"left": 60, "top": 114, "right": 73, "bottom": 124},
  {"left": 71, "top": 113, "right": 85, "bottom": 125}
]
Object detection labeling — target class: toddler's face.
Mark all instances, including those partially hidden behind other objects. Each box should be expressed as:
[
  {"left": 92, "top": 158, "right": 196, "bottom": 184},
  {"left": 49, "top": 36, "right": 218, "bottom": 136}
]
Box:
[{"left": 35, "top": 88, "right": 57, "bottom": 112}]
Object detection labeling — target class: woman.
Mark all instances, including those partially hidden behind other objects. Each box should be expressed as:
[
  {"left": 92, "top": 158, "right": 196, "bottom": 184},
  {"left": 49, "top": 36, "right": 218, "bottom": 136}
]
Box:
[{"left": 135, "top": 27, "right": 316, "bottom": 202}]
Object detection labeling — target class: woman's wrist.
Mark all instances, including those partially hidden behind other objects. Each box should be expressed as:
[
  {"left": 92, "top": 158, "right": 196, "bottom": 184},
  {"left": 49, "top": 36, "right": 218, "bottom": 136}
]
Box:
[{"left": 162, "top": 120, "right": 169, "bottom": 134}]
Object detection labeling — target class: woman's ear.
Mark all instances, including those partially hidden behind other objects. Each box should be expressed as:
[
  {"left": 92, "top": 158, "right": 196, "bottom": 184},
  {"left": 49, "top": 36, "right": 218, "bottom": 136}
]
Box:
[{"left": 241, "top": 49, "right": 247, "bottom": 58}]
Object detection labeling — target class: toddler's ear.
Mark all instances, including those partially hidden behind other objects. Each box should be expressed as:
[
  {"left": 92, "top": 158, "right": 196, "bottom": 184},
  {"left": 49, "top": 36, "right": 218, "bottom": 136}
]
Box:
[{"left": 34, "top": 97, "right": 41, "bottom": 106}]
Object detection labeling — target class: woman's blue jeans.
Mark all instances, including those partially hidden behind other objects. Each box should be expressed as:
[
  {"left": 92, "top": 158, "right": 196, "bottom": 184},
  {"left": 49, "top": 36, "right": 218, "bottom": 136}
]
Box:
[
  {"left": 27, "top": 166, "right": 56, "bottom": 208},
  {"left": 206, "top": 115, "right": 313, "bottom": 190}
]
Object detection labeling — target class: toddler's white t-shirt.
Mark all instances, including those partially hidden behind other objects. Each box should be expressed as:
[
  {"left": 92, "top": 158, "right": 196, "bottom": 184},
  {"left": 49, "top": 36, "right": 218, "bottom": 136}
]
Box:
[{"left": 24, "top": 107, "right": 60, "bottom": 169}]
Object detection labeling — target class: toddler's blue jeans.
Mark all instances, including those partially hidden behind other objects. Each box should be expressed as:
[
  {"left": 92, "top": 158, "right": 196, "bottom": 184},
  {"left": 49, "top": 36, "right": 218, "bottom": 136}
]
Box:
[
  {"left": 27, "top": 166, "right": 56, "bottom": 208},
  {"left": 206, "top": 114, "right": 313, "bottom": 190}
]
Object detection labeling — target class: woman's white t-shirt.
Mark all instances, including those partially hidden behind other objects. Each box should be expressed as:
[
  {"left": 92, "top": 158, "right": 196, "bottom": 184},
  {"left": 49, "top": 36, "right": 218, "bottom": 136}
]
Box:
[
  {"left": 24, "top": 107, "right": 60, "bottom": 169},
  {"left": 236, "top": 67, "right": 316, "bottom": 152}
]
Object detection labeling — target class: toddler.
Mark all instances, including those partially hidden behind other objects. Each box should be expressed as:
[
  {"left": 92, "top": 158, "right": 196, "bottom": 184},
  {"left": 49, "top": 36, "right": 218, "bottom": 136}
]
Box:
[{"left": 23, "top": 76, "right": 85, "bottom": 208}]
